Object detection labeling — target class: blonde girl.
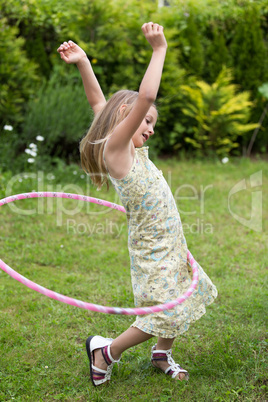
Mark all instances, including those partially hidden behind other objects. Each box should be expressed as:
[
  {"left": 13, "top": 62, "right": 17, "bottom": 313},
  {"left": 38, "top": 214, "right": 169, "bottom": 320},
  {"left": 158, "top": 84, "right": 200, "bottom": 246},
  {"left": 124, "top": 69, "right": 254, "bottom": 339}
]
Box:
[{"left": 57, "top": 22, "right": 217, "bottom": 387}]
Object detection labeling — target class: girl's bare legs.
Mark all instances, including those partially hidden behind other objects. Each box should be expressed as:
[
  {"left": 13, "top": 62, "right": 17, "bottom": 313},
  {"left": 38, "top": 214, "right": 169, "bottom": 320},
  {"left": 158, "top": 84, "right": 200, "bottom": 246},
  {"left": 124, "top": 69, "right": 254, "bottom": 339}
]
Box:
[
  {"left": 94, "top": 330, "right": 185, "bottom": 380},
  {"left": 93, "top": 327, "right": 153, "bottom": 371}
]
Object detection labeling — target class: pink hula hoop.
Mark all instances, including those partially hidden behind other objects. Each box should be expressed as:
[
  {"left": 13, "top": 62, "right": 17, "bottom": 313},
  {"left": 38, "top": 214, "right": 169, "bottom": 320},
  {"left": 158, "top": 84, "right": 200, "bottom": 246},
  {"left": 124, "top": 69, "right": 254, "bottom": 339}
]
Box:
[{"left": 0, "top": 192, "right": 199, "bottom": 315}]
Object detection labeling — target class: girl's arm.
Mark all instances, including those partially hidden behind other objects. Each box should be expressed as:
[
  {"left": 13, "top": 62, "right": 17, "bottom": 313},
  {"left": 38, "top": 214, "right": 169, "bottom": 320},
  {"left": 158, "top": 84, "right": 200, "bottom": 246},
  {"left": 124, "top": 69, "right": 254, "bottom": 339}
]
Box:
[
  {"left": 105, "top": 23, "right": 167, "bottom": 159},
  {"left": 57, "top": 41, "right": 106, "bottom": 115}
]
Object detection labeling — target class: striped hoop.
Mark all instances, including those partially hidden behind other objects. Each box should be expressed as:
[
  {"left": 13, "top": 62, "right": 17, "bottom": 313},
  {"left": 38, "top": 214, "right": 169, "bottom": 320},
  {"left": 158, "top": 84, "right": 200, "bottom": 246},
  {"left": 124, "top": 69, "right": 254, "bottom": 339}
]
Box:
[{"left": 0, "top": 192, "right": 199, "bottom": 315}]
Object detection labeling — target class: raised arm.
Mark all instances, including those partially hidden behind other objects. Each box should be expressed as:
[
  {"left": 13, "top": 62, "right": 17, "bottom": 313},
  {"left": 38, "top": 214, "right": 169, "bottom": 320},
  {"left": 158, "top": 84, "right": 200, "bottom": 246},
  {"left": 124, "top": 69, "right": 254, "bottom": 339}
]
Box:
[
  {"left": 106, "top": 23, "right": 167, "bottom": 154},
  {"left": 57, "top": 41, "right": 106, "bottom": 115}
]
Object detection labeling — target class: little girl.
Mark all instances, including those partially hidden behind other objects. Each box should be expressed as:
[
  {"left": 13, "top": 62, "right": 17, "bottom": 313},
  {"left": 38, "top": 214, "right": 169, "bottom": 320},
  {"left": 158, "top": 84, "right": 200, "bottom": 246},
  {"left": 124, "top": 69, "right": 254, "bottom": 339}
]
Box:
[{"left": 57, "top": 22, "right": 217, "bottom": 386}]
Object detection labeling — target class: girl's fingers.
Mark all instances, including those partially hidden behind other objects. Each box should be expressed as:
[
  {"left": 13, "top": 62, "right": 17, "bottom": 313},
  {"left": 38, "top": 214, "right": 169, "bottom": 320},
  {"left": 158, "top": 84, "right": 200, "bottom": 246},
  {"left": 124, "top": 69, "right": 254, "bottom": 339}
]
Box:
[
  {"left": 57, "top": 40, "right": 77, "bottom": 57},
  {"left": 141, "top": 23, "right": 148, "bottom": 34},
  {"left": 62, "top": 41, "right": 70, "bottom": 50},
  {"left": 148, "top": 22, "right": 154, "bottom": 33},
  {"left": 142, "top": 21, "right": 153, "bottom": 33},
  {"left": 142, "top": 22, "right": 164, "bottom": 36}
]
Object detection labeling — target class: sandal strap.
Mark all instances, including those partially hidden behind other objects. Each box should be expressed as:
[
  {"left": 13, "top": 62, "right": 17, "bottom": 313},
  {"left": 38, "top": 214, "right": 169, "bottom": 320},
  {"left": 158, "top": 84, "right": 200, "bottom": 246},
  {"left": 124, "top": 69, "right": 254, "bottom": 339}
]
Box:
[
  {"left": 91, "top": 363, "right": 114, "bottom": 386},
  {"left": 166, "top": 365, "right": 189, "bottom": 380},
  {"left": 151, "top": 344, "right": 189, "bottom": 381},
  {"left": 92, "top": 364, "right": 107, "bottom": 374},
  {"left": 101, "top": 345, "right": 113, "bottom": 366},
  {"left": 101, "top": 344, "right": 121, "bottom": 365},
  {"left": 92, "top": 366, "right": 106, "bottom": 382},
  {"left": 151, "top": 352, "right": 169, "bottom": 362},
  {"left": 151, "top": 346, "right": 173, "bottom": 361}
]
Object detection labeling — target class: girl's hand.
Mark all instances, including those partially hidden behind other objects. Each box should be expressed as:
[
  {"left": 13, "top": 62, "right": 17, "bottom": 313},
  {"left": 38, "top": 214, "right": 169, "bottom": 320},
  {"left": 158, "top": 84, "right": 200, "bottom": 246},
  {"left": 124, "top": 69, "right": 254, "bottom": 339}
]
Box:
[
  {"left": 141, "top": 22, "right": 167, "bottom": 51},
  {"left": 57, "top": 40, "right": 87, "bottom": 65}
]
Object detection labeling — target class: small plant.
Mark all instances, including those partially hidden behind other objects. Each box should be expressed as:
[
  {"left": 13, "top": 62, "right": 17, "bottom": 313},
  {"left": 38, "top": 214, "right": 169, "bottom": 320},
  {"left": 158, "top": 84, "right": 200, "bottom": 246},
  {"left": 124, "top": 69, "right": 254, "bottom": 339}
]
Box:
[
  {"left": 21, "top": 66, "right": 93, "bottom": 164},
  {"left": 179, "top": 67, "right": 259, "bottom": 156}
]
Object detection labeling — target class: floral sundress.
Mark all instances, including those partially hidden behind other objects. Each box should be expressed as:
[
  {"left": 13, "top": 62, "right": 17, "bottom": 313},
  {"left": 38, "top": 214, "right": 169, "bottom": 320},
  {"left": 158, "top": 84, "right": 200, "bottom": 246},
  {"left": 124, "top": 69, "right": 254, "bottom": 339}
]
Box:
[{"left": 107, "top": 146, "right": 217, "bottom": 338}]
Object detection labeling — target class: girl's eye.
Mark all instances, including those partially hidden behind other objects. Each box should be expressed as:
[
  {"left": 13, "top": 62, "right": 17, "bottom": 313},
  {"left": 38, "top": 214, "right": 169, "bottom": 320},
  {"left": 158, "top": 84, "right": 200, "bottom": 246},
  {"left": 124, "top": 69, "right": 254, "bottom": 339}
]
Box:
[{"left": 146, "top": 119, "right": 150, "bottom": 124}]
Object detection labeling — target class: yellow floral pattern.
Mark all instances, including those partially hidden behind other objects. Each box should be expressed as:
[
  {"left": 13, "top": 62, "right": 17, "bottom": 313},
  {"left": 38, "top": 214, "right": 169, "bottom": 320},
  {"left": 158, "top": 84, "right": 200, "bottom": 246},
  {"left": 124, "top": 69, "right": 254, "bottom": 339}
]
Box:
[{"left": 108, "top": 147, "right": 217, "bottom": 338}]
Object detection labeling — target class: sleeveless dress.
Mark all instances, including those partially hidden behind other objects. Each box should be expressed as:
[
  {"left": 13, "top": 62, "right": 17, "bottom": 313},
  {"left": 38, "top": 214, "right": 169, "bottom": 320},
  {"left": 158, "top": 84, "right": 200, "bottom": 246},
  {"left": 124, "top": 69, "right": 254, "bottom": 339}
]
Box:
[{"left": 105, "top": 146, "right": 217, "bottom": 338}]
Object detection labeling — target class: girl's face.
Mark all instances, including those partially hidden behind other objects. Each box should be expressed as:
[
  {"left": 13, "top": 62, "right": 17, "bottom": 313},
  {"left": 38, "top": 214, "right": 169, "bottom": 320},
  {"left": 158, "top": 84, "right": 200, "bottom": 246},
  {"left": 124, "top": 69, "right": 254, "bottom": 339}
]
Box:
[{"left": 132, "top": 106, "right": 158, "bottom": 148}]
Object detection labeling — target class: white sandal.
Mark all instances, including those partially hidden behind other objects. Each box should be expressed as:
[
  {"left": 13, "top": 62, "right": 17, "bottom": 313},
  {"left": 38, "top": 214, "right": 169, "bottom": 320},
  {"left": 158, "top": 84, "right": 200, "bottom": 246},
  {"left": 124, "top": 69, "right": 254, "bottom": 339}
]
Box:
[
  {"left": 151, "top": 344, "right": 189, "bottom": 381},
  {"left": 86, "top": 335, "right": 120, "bottom": 387}
]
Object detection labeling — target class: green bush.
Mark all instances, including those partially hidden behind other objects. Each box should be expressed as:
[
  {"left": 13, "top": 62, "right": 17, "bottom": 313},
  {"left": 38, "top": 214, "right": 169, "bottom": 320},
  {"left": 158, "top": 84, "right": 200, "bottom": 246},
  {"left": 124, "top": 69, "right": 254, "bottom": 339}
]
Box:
[
  {"left": 179, "top": 67, "right": 259, "bottom": 156},
  {"left": 0, "top": 0, "right": 70, "bottom": 77},
  {"left": 0, "top": 18, "right": 38, "bottom": 128},
  {"left": 230, "top": 3, "right": 268, "bottom": 93},
  {"left": 178, "top": 13, "right": 205, "bottom": 77},
  {"left": 21, "top": 66, "right": 93, "bottom": 165},
  {"left": 203, "top": 25, "right": 231, "bottom": 83},
  {"left": 0, "top": 126, "right": 23, "bottom": 172},
  {"left": 1, "top": 0, "right": 268, "bottom": 165}
]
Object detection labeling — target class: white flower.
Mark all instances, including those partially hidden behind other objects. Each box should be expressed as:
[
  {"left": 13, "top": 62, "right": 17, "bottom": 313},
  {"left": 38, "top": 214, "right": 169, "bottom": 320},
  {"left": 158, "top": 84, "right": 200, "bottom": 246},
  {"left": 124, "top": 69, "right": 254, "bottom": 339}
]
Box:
[
  {"left": 80, "top": 175, "right": 85, "bottom": 179},
  {"left": 27, "top": 158, "right": 35, "bottom": 163},
  {"left": 36, "top": 135, "right": 44, "bottom": 141},
  {"left": 222, "top": 157, "right": 229, "bottom": 164},
  {"left": 45, "top": 366, "right": 48, "bottom": 369},
  {"left": 60, "top": 245, "right": 64, "bottom": 248},
  {"left": 29, "top": 143, "right": 37, "bottom": 149},
  {"left": 4, "top": 125, "right": 13, "bottom": 131},
  {"left": 25, "top": 149, "right": 37, "bottom": 157},
  {"left": 18, "top": 178, "right": 22, "bottom": 182},
  {"left": 47, "top": 173, "right": 55, "bottom": 180},
  {"left": 73, "top": 171, "right": 77, "bottom": 175}
]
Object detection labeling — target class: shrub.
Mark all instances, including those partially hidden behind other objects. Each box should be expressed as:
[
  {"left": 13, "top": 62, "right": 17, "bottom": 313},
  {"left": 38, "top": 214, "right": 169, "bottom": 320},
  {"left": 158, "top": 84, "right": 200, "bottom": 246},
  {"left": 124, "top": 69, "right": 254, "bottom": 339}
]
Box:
[
  {"left": 230, "top": 3, "right": 268, "bottom": 93},
  {"left": 21, "top": 66, "right": 93, "bottom": 164},
  {"left": 0, "top": 18, "right": 38, "bottom": 128},
  {"left": 203, "top": 25, "right": 231, "bottom": 83},
  {"left": 178, "top": 13, "right": 204, "bottom": 77},
  {"left": 1, "top": 0, "right": 268, "bottom": 161},
  {"left": 179, "top": 67, "right": 259, "bottom": 156}
]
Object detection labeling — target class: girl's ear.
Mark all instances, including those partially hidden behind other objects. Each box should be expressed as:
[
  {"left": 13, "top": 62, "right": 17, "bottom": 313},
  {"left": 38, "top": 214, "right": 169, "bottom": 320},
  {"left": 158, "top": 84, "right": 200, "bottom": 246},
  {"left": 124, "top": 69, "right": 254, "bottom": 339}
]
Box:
[{"left": 119, "top": 104, "right": 128, "bottom": 114}]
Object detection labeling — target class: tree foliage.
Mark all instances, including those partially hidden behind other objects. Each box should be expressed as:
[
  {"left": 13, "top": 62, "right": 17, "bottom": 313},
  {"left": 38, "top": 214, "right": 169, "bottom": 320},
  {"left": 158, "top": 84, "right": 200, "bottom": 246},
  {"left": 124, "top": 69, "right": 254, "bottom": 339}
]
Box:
[
  {"left": 0, "top": 17, "right": 38, "bottom": 127},
  {"left": 1, "top": 0, "right": 268, "bottom": 170}
]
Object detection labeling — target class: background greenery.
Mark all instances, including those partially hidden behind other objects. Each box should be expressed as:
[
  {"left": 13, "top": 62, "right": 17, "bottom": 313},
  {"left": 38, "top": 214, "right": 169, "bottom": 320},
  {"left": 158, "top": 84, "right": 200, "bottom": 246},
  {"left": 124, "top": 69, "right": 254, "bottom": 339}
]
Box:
[
  {"left": 0, "top": 158, "right": 267, "bottom": 401},
  {"left": 1, "top": 0, "right": 268, "bottom": 172}
]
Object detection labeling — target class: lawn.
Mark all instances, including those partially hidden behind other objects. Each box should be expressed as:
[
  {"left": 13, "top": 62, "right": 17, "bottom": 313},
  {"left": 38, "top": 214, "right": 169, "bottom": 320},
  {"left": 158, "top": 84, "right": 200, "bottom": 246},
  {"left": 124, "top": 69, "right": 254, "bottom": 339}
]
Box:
[{"left": 0, "top": 156, "right": 267, "bottom": 402}]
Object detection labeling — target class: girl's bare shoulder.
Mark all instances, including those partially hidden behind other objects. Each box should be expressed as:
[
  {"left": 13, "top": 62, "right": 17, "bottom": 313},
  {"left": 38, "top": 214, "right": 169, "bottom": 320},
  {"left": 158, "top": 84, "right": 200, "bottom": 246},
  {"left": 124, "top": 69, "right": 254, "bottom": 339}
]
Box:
[{"left": 104, "top": 141, "right": 135, "bottom": 180}]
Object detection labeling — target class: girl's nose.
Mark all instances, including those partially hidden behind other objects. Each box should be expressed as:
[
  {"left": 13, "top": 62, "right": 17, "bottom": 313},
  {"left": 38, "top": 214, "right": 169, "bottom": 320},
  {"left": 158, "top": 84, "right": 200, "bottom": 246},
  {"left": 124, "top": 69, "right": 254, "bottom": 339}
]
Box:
[{"left": 148, "top": 125, "right": 154, "bottom": 135}]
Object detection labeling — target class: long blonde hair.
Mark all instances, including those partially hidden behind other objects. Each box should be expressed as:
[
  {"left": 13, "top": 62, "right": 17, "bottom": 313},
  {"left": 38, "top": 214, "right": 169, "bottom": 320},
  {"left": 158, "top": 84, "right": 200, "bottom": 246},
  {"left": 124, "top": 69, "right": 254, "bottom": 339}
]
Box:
[{"left": 80, "top": 90, "right": 139, "bottom": 190}]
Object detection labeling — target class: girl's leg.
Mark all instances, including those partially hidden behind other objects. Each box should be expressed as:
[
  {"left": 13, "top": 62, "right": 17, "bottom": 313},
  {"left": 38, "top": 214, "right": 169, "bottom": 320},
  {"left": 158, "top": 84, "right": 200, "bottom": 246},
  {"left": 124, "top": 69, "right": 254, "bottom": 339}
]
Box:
[
  {"left": 94, "top": 327, "right": 153, "bottom": 371},
  {"left": 152, "top": 337, "right": 186, "bottom": 380},
  {"left": 155, "top": 337, "right": 175, "bottom": 350}
]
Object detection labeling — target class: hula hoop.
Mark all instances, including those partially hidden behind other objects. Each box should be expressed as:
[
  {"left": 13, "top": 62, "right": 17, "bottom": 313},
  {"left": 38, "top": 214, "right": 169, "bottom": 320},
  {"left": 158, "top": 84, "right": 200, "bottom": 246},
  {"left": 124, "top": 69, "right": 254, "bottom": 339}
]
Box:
[{"left": 0, "top": 192, "right": 199, "bottom": 315}]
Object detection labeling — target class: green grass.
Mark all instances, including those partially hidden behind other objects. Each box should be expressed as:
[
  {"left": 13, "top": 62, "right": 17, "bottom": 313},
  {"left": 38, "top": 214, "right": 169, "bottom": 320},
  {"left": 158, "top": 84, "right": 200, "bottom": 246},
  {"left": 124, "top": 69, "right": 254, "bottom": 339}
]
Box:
[{"left": 0, "top": 157, "right": 267, "bottom": 402}]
